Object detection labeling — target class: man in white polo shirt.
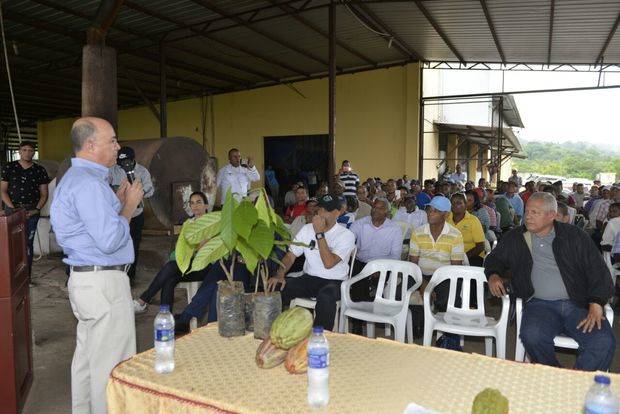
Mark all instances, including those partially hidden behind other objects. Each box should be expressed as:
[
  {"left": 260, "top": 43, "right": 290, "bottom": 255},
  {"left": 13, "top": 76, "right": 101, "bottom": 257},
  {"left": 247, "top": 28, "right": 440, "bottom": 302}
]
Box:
[{"left": 267, "top": 194, "right": 356, "bottom": 331}]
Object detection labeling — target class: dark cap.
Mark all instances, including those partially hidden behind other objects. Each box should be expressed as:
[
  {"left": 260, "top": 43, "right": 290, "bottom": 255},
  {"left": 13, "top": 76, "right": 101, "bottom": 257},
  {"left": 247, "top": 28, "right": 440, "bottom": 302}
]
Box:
[
  {"left": 117, "top": 146, "right": 135, "bottom": 161},
  {"left": 317, "top": 194, "right": 343, "bottom": 212}
]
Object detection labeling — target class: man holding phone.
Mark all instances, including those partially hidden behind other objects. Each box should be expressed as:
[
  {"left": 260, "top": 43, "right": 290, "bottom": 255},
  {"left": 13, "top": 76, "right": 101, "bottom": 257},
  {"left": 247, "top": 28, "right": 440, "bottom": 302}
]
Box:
[{"left": 216, "top": 148, "right": 260, "bottom": 203}]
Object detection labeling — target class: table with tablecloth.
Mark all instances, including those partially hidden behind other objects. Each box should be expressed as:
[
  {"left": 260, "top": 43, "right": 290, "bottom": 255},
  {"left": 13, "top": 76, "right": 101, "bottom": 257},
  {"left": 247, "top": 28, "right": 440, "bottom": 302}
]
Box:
[{"left": 107, "top": 324, "right": 620, "bottom": 413}]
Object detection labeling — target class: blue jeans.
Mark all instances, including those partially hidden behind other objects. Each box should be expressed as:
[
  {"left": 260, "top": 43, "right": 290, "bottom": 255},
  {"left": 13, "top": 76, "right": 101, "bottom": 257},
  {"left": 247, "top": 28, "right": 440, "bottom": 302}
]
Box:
[
  {"left": 179, "top": 260, "right": 252, "bottom": 324},
  {"left": 26, "top": 214, "right": 40, "bottom": 276},
  {"left": 520, "top": 298, "right": 616, "bottom": 371}
]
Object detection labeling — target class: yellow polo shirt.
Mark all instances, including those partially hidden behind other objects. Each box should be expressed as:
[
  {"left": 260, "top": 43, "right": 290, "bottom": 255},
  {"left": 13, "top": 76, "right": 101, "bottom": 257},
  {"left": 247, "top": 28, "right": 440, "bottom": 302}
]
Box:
[
  {"left": 409, "top": 223, "right": 464, "bottom": 276},
  {"left": 447, "top": 211, "right": 486, "bottom": 257}
]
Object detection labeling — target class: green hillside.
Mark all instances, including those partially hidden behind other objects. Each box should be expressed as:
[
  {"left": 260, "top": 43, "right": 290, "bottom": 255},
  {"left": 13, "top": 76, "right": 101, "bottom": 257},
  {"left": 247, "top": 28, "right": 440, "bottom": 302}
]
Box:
[{"left": 513, "top": 141, "right": 620, "bottom": 180}]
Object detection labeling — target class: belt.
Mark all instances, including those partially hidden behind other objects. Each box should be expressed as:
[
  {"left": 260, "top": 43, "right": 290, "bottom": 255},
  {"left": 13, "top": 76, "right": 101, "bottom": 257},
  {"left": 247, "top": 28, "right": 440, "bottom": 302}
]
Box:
[{"left": 70, "top": 264, "right": 130, "bottom": 273}]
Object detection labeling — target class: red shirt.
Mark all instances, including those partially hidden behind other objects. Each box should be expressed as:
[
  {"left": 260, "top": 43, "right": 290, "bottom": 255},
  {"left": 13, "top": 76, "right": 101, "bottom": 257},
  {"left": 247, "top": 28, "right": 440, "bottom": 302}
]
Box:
[
  {"left": 285, "top": 203, "right": 306, "bottom": 220},
  {"left": 520, "top": 191, "right": 533, "bottom": 205}
]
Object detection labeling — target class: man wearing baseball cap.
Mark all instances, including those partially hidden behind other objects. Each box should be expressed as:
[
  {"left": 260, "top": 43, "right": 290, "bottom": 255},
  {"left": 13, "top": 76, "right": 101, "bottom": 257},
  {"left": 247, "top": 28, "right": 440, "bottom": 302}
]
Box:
[
  {"left": 109, "top": 146, "right": 154, "bottom": 284},
  {"left": 267, "top": 193, "right": 356, "bottom": 331},
  {"left": 409, "top": 196, "right": 465, "bottom": 348}
]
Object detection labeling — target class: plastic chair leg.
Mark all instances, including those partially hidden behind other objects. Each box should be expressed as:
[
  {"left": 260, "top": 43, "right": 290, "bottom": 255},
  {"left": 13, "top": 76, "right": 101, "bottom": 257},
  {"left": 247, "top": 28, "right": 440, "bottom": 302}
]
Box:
[
  {"left": 423, "top": 324, "right": 434, "bottom": 347},
  {"left": 385, "top": 324, "right": 391, "bottom": 337},
  {"left": 406, "top": 310, "right": 413, "bottom": 344},
  {"left": 496, "top": 334, "right": 506, "bottom": 359},
  {"left": 333, "top": 303, "right": 340, "bottom": 333},
  {"left": 367, "top": 322, "right": 375, "bottom": 339},
  {"left": 190, "top": 317, "right": 198, "bottom": 331},
  {"left": 484, "top": 337, "right": 493, "bottom": 357},
  {"left": 394, "top": 323, "right": 406, "bottom": 343}
]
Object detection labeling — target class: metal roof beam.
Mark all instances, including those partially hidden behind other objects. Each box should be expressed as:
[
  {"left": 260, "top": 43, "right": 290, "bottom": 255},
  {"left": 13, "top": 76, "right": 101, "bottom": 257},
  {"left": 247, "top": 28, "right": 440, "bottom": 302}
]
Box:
[
  {"left": 348, "top": 3, "right": 423, "bottom": 61},
  {"left": 29, "top": 0, "right": 278, "bottom": 84},
  {"left": 412, "top": 0, "right": 465, "bottom": 63},
  {"left": 479, "top": 0, "right": 506, "bottom": 65},
  {"left": 596, "top": 12, "right": 620, "bottom": 64},
  {"left": 189, "top": 0, "right": 332, "bottom": 68},
  {"left": 547, "top": 0, "right": 555, "bottom": 66},
  {"left": 1, "top": 8, "right": 225, "bottom": 91},
  {"left": 123, "top": 0, "right": 310, "bottom": 77},
  {"left": 270, "top": 0, "right": 376, "bottom": 66}
]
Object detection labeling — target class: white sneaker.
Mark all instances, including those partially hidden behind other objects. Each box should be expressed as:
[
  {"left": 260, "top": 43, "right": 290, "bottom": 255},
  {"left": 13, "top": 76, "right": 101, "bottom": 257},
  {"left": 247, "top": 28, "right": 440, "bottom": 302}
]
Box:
[{"left": 133, "top": 299, "right": 147, "bottom": 314}]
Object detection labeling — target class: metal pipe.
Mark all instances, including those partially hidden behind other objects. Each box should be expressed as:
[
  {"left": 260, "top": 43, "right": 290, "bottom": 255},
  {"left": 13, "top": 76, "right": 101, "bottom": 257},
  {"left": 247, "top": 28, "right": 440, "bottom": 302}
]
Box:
[
  {"left": 423, "top": 84, "right": 620, "bottom": 101},
  {"left": 159, "top": 41, "right": 167, "bottom": 138},
  {"left": 328, "top": 0, "right": 336, "bottom": 182},
  {"left": 418, "top": 65, "right": 424, "bottom": 179}
]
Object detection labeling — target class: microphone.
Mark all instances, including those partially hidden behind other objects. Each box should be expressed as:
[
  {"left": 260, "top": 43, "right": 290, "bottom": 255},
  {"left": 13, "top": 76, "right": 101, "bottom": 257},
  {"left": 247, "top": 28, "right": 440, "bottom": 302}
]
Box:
[{"left": 125, "top": 170, "right": 135, "bottom": 184}]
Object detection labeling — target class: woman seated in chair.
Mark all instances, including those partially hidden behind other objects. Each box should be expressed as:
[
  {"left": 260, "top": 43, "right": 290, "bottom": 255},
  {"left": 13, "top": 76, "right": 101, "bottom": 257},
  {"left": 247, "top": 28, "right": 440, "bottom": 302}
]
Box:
[{"left": 133, "top": 191, "right": 212, "bottom": 313}]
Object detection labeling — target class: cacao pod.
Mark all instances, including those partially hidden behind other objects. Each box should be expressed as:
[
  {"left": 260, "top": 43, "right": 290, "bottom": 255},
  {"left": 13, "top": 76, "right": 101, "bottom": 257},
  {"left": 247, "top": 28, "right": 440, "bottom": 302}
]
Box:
[
  {"left": 285, "top": 338, "right": 308, "bottom": 374},
  {"left": 255, "top": 338, "right": 287, "bottom": 369},
  {"left": 270, "top": 307, "right": 313, "bottom": 350}
]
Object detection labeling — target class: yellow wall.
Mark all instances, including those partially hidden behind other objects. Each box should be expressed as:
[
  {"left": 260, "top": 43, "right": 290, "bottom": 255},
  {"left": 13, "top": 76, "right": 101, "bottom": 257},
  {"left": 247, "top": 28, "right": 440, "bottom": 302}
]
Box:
[{"left": 38, "top": 64, "right": 423, "bottom": 182}]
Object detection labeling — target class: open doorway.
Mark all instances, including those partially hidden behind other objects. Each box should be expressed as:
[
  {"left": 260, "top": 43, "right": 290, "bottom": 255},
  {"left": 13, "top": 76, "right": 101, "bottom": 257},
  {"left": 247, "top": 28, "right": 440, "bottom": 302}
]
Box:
[{"left": 264, "top": 134, "right": 329, "bottom": 212}]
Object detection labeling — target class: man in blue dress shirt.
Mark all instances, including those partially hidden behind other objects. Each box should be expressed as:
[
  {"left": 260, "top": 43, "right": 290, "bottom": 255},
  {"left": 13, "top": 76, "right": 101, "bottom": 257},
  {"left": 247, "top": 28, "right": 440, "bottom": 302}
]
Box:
[{"left": 51, "top": 117, "right": 144, "bottom": 414}]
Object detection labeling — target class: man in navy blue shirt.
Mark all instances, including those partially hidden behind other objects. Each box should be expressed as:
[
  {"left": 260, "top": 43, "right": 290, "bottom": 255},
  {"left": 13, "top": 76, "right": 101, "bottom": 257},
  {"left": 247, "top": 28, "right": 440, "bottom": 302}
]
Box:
[{"left": 51, "top": 117, "right": 144, "bottom": 414}]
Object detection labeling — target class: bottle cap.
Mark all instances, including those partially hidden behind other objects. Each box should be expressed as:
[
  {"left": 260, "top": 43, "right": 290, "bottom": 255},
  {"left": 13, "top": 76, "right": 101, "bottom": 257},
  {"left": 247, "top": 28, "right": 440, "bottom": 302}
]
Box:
[
  {"left": 313, "top": 326, "right": 324, "bottom": 334},
  {"left": 159, "top": 305, "right": 170, "bottom": 312},
  {"left": 595, "top": 375, "right": 611, "bottom": 385}
]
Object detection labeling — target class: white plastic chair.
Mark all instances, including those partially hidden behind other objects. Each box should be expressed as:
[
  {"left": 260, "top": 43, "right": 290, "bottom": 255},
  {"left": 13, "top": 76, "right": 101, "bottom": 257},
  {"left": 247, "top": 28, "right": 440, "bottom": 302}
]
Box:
[
  {"left": 339, "top": 259, "right": 423, "bottom": 343},
  {"left": 289, "top": 247, "right": 357, "bottom": 332},
  {"left": 423, "top": 266, "right": 510, "bottom": 358},
  {"left": 395, "top": 221, "right": 411, "bottom": 260},
  {"left": 514, "top": 299, "right": 614, "bottom": 362},
  {"left": 177, "top": 281, "right": 201, "bottom": 330}
]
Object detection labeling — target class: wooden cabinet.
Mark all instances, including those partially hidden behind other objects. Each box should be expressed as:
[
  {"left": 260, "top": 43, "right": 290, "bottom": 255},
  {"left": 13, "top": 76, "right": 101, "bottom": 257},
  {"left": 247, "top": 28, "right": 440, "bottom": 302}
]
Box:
[{"left": 0, "top": 210, "right": 33, "bottom": 413}]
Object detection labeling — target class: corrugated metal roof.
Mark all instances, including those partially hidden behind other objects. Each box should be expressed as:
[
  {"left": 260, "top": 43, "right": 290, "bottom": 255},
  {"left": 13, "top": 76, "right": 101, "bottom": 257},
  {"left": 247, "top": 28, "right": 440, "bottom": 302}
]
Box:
[{"left": 0, "top": 0, "right": 619, "bottom": 125}]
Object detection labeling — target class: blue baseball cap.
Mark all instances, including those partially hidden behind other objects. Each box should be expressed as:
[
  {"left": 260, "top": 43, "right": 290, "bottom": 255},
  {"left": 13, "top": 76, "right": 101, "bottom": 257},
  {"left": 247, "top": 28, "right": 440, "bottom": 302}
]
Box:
[{"left": 426, "top": 196, "right": 451, "bottom": 212}]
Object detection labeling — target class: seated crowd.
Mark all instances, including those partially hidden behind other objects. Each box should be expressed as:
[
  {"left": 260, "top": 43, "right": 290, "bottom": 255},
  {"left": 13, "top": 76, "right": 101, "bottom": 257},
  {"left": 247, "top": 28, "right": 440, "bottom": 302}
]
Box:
[{"left": 136, "top": 159, "right": 618, "bottom": 372}]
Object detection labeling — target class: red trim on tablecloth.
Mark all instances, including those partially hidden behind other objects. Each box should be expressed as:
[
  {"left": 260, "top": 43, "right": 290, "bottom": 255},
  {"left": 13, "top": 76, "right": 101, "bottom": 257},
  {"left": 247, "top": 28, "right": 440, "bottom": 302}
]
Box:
[{"left": 109, "top": 374, "right": 239, "bottom": 414}]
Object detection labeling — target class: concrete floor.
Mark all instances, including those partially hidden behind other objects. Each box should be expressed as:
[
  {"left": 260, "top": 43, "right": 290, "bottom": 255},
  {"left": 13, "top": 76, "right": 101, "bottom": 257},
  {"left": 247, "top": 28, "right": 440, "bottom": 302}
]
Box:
[{"left": 21, "top": 235, "right": 620, "bottom": 413}]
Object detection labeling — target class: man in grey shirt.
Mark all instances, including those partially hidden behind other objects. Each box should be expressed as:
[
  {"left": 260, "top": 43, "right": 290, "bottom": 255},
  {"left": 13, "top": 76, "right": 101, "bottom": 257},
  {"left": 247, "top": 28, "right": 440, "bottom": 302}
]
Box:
[
  {"left": 109, "top": 146, "right": 154, "bottom": 283},
  {"left": 529, "top": 229, "right": 569, "bottom": 301},
  {"left": 486, "top": 192, "right": 615, "bottom": 371}
]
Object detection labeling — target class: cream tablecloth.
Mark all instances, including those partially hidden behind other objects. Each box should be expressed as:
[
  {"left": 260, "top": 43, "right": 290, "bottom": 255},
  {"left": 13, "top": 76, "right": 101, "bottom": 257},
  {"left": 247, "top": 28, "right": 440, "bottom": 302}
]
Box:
[{"left": 107, "top": 324, "right": 620, "bottom": 413}]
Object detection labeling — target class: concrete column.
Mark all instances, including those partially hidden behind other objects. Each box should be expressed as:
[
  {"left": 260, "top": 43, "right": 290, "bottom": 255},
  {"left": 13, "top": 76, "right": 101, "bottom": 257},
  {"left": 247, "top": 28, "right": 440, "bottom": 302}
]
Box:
[{"left": 82, "top": 45, "right": 117, "bottom": 129}]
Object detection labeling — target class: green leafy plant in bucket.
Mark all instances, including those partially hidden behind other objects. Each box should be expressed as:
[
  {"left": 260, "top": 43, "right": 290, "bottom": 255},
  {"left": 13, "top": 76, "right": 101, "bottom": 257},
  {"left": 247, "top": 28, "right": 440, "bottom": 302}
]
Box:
[{"left": 175, "top": 187, "right": 299, "bottom": 287}]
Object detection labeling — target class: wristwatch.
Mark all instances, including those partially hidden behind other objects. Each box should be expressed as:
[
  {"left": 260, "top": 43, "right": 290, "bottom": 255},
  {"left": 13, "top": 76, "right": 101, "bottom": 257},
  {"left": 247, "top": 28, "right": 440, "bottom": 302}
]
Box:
[{"left": 315, "top": 232, "right": 325, "bottom": 240}]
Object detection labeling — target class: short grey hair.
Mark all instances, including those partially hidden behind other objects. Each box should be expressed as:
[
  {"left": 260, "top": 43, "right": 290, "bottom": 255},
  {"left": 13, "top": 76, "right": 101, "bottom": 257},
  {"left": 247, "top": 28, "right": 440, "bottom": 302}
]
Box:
[
  {"left": 71, "top": 119, "right": 96, "bottom": 152},
  {"left": 528, "top": 192, "right": 557, "bottom": 213},
  {"left": 374, "top": 197, "right": 391, "bottom": 211}
]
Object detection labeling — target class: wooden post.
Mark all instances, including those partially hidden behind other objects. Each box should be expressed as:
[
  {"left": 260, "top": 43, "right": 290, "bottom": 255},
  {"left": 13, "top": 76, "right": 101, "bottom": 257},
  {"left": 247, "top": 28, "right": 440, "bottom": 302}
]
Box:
[
  {"left": 82, "top": 35, "right": 118, "bottom": 129},
  {"left": 160, "top": 41, "right": 168, "bottom": 138}
]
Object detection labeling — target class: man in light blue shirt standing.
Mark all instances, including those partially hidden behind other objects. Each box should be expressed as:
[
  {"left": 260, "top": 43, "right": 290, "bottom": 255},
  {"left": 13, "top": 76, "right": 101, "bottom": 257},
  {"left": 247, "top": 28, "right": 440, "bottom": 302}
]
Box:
[
  {"left": 51, "top": 117, "right": 144, "bottom": 414},
  {"left": 506, "top": 181, "right": 524, "bottom": 226}
]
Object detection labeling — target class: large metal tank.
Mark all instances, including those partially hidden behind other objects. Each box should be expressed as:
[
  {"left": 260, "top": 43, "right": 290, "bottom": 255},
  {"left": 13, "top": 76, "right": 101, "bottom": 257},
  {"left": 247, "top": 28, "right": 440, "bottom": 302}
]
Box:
[
  {"left": 124, "top": 137, "right": 217, "bottom": 231},
  {"left": 57, "top": 137, "right": 217, "bottom": 231}
]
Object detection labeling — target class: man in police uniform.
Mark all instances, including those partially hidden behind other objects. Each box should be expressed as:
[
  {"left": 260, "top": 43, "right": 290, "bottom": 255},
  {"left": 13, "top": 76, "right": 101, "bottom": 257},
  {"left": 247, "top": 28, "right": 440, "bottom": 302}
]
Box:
[
  {"left": 216, "top": 148, "right": 260, "bottom": 203},
  {"left": 109, "top": 146, "right": 154, "bottom": 284}
]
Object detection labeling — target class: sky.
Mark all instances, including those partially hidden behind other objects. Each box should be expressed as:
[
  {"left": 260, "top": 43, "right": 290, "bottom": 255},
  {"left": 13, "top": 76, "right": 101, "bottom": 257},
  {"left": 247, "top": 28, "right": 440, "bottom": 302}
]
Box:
[{"left": 426, "top": 68, "right": 620, "bottom": 149}]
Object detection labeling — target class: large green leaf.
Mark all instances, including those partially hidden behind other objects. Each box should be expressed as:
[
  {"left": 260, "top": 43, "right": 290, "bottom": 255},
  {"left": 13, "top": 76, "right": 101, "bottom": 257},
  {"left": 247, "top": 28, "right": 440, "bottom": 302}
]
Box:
[
  {"left": 220, "top": 188, "right": 238, "bottom": 250},
  {"left": 247, "top": 220, "right": 274, "bottom": 259},
  {"left": 175, "top": 230, "right": 195, "bottom": 274},
  {"left": 235, "top": 238, "right": 260, "bottom": 274},
  {"left": 184, "top": 211, "right": 221, "bottom": 245},
  {"left": 254, "top": 189, "right": 271, "bottom": 225},
  {"left": 190, "top": 236, "right": 228, "bottom": 273},
  {"left": 232, "top": 200, "right": 258, "bottom": 240}
]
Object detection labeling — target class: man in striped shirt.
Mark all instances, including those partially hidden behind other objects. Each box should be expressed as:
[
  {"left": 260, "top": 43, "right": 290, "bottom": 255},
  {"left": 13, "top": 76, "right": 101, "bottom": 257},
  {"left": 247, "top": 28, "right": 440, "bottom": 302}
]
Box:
[{"left": 339, "top": 160, "right": 360, "bottom": 198}]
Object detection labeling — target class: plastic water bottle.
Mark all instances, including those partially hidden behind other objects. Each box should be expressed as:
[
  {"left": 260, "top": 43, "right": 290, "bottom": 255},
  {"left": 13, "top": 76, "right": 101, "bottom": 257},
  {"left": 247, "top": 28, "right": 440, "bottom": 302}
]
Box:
[
  {"left": 307, "top": 326, "right": 329, "bottom": 408},
  {"left": 585, "top": 375, "right": 619, "bottom": 414},
  {"left": 154, "top": 305, "right": 175, "bottom": 374}
]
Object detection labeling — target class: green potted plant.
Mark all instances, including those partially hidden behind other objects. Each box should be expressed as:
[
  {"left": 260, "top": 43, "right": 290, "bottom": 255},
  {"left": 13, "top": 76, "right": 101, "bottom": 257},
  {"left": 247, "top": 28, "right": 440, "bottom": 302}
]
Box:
[{"left": 174, "top": 188, "right": 296, "bottom": 337}]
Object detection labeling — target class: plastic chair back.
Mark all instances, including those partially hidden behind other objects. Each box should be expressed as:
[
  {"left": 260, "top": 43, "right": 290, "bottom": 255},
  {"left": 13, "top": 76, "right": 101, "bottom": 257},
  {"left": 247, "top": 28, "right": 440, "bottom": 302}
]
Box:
[
  {"left": 427, "top": 266, "right": 487, "bottom": 318},
  {"left": 356, "top": 260, "right": 422, "bottom": 306},
  {"left": 348, "top": 246, "right": 358, "bottom": 278}
]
